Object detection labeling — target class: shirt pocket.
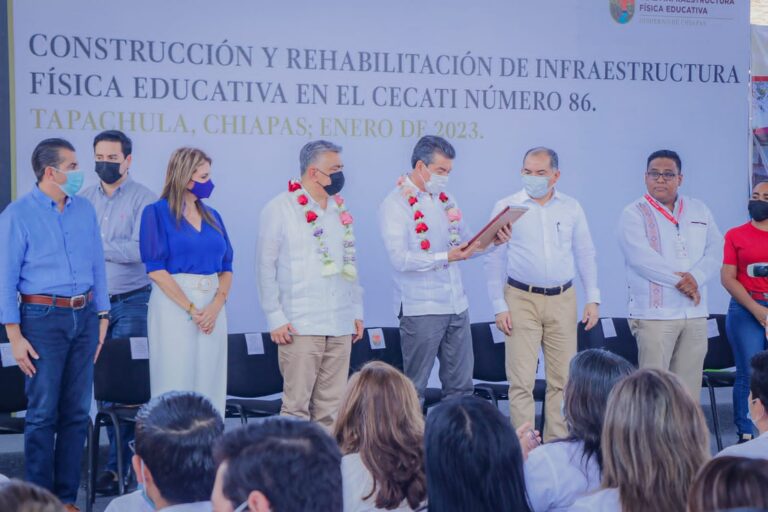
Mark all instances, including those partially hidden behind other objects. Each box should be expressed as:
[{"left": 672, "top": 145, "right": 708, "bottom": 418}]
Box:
[{"left": 554, "top": 218, "right": 575, "bottom": 249}]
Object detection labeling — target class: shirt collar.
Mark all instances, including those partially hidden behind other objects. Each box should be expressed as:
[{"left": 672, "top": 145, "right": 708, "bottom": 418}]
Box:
[
  {"left": 513, "top": 188, "right": 560, "bottom": 205},
  {"left": 98, "top": 174, "right": 132, "bottom": 197},
  {"left": 31, "top": 184, "right": 71, "bottom": 210}
]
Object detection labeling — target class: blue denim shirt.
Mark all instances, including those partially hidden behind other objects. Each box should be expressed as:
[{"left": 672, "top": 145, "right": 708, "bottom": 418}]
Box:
[{"left": 0, "top": 186, "right": 110, "bottom": 324}]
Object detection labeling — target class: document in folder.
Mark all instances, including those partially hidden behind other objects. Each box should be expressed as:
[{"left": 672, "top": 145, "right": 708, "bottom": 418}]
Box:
[{"left": 467, "top": 206, "right": 528, "bottom": 249}]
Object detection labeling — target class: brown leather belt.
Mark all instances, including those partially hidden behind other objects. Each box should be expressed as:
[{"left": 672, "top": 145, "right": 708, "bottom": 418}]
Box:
[{"left": 20, "top": 292, "right": 93, "bottom": 310}]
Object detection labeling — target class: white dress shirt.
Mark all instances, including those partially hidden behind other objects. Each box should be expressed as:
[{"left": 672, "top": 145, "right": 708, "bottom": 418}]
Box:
[
  {"left": 525, "top": 440, "right": 601, "bottom": 512},
  {"left": 342, "top": 453, "right": 420, "bottom": 512},
  {"left": 379, "top": 178, "right": 472, "bottom": 316},
  {"left": 256, "top": 190, "right": 363, "bottom": 335},
  {"left": 567, "top": 488, "right": 621, "bottom": 512},
  {"left": 484, "top": 189, "right": 600, "bottom": 315},
  {"left": 618, "top": 195, "right": 723, "bottom": 320},
  {"left": 716, "top": 430, "right": 768, "bottom": 460},
  {"left": 105, "top": 491, "right": 214, "bottom": 512}
]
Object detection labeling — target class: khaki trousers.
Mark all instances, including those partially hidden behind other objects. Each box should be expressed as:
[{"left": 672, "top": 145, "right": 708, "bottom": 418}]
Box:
[
  {"left": 278, "top": 334, "right": 352, "bottom": 429},
  {"left": 630, "top": 318, "right": 707, "bottom": 398},
  {"left": 504, "top": 284, "right": 577, "bottom": 442}
]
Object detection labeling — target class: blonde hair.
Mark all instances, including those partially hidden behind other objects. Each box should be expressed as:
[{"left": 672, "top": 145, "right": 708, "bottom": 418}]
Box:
[
  {"left": 601, "top": 369, "right": 710, "bottom": 512},
  {"left": 160, "top": 147, "right": 219, "bottom": 231},
  {"left": 333, "top": 361, "right": 426, "bottom": 509}
]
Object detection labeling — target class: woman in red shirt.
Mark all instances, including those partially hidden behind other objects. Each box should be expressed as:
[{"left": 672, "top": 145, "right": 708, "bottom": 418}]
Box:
[{"left": 721, "top": 182, "right": 768, "bottom": 443}]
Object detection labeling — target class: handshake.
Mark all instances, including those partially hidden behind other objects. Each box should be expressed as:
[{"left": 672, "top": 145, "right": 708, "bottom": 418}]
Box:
[{"left": 675, "top": 272, "right": 700, "bottom": 305}]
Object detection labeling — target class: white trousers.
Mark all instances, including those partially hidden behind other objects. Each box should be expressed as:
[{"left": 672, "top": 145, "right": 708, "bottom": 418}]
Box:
[{"left": 147, "top": 273, "right": 227, "bottom": 415}]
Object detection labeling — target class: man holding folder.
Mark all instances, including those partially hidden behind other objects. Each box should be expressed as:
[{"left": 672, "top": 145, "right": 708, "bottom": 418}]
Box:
[
  {"left": 484, "top": 146, "right": 600, "bottom": 441},
  {"left": 379, "top": 135, "right": 509, "bottom": 402}
]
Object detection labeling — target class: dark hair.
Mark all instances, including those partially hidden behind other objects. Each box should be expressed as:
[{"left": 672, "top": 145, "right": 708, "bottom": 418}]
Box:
[
  {"left": 0, "top": 479, "right": 64, "bottom": 512},
  {"left": 214, "top": 418, "right": 342, "bottom": 512},
  {"left": 687, "top": 456, "right": 768, "bottom": 512},
  {"left": 31, "top": 138, "right": 75, "bottom": 182},
  {"left": 750, "top": 350, "right": 768, "bottom": 409},
  {"left": 424, "top": 396, "right": 532, "bottom": 512},
  {"left": 560, "top": 349, "right": 634, "bottom": 472},
  {"left": 410, "top": 135, "right": 455, "bottom": 168},
  {"left": 93, "top": 130, "right": 132, "bottom": 157},
  {"left": 134, "top": 392, "right": 224, "bottom": 505},
  {"left": 647, "top": 149, "right": 682, "bottom": 172},
  {"left": 523, "top": 146, "right": 559, "bottom": 170}
]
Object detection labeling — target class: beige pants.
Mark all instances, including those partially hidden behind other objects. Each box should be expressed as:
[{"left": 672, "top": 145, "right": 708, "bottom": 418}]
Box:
[
  {"left": 278, "top": 334, "right": 352, "bottom": 429},
  {"left": 630, "top": 318, "right": 707, "bottom": 398},
  {"left": 504, "top": 284, "right": 577, "bottom": 442}
]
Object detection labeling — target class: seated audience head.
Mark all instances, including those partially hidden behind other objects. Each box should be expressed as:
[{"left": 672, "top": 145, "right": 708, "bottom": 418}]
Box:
[
  {"left": 334, "top": 361, "right": 426, "bottom": 509},
  {"left": 561, "top": 348, "right": 634, "bottom": 471},
  {"left": 749, "top": 350, "right": 768, "bottom": 434},
  {"left": 0, "top": 479, "right": 64, "bottom": 512},
  {"left": 602, "top": 368, "right": 710, "bottom": 512},
  {"left": 687, "top": 456, "right": 768, "bottom": 512},
  {"left": 424, "top": 396, "right": 532, "bottom": 512},
  {"left": 133, "top": 391, "right": 225, "bottom": 509},
  {"left": 212, "top": 417, "right": 342, "bottom": 512}
]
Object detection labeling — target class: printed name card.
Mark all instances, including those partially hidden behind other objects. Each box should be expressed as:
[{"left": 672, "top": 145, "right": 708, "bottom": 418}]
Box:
[
  {"left": 0, "top": 344, "right": 18, "bottom": 367},
  {"left": 707, "top": 318, "right": 720, "bottom": 339},
  {"left": 130, "top": 337, "right": 149, "bottom": 360},
  {"left": 490, "top": 324, "right": 506, "bottom": 344},
  {"left": 601, "top": 318, "right": 617, "bottom": 339},
  {"left": 367, "top": 328, "right": 386, "bottom": 350},
  {"left": 245, "top": 333, "right": 265, "bottom": 355},
  {"left": 536, "top": 349, "right": 546, "bottom": 380}
]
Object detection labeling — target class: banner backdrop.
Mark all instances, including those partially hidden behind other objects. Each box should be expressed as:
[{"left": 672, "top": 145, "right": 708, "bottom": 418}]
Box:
[{"left": 11, "top": 0, "right": 749, "bottom": 333}]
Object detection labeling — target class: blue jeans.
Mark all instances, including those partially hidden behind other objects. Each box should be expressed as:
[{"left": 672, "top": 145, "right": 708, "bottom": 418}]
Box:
[
  {"left": 725, "top": 298, "right": 768, "bottom": 436},
  {"left": 20, "top": 302, "right": 98, "bottom": 503},
  {"left": 104, "top": 287, "right": 149, "bottom": 475}
]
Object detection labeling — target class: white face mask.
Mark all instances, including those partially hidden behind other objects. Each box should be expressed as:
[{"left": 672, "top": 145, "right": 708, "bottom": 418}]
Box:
[
  {"left": 425, "top": 172, "right": 449, "bottom": 194},
  {"left": 522, "top": 174, "right": 551, "bottom": 198}
]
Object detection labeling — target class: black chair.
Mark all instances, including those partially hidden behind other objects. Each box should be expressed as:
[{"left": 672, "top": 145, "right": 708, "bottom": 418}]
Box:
[
  {"left": 701, "top": 314, "right": 735, "bottom": 451},
  {"left": 470, "top": 322, "right": 546, "bottom": 433},
  {"left": 349, "top": 327, "right": 404, "bottom": 374},
  {"left": 88, "top": 338, "right": 151, "bottom": 504},
  {"left": 576, "top": 317, "right": 639, "bottom": 367},
  {"left": 0, "top": 342, "right": 27, "bottom": 435},
  {"left": 225, "top": 333, "right": 283, "bottom": 424}
]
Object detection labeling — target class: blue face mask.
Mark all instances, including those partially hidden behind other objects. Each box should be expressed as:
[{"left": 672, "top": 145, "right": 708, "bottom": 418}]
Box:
[
  {"left": 522, "top": 174, "right": 551, "bottom": 199},
  {"left": 139, "top": 460, "right": 156, "bottom": 510},
  {"left": 53, "top": 167, "right": 85, "bottom": 196}
]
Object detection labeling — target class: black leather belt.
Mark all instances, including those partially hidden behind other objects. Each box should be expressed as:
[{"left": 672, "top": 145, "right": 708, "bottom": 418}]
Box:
[
  {"left": 109, "top": 284, "right": 152, "bottom": 303},
  {"left": 507, "top": 277, "right": 572, "bottom": 296}
]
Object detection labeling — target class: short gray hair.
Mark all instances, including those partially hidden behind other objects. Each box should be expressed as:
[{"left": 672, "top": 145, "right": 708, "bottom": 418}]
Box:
[
  {"left": 299, "top": 140, "right": 342, "bottom": 175},
  {"left": 523, "top": 146, "right": 559, "bottom": 170}
]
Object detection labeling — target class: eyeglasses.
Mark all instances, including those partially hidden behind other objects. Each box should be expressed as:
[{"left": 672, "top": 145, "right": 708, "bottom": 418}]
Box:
[{"left": 646, "top": 171, "right": 679, "bottom": 182}]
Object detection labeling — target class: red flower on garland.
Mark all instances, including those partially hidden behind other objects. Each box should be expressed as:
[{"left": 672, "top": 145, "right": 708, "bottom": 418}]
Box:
[
  {"left": 408, "top": 196, "right": 418, "bottom": 206},
  {"left": 297, "top": 194, "right": 308, "bottom": 206},
  {"left": 288, "top": 181, "right": 301, "bottom": 192},
  {"left": 420, "top": 239, "right": 431, "bottom": 250},
  {"left": 305, "top": 211, "right": 318, "bottom": 223},
  {"left": 439, "top": 192, "right": 449, "bottom": 203},
  {"left": 413, "top": 210, "right": 424, "bottom": 220},
  {"left": 415, "top": 222, "right": 428, "bottom": 234}
]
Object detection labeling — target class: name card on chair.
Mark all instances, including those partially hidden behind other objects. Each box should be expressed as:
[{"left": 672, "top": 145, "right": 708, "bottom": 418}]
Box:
[
  {"left": 130, "top": 337, "right": 149, "bottom": 360},
  {"left": 245, "top": 333, "right": 265, "bottom": 355},
  {"left": 490, "top": 324, "right": 506, "bottom": 344},
  {"left": 601, "top": 318, "right": 617, "bottom": 339},
  {"left": 367, "top": 328, "right": 386, "bottom": 350},
  {"left": 707, "top": 318, "right": 720, "bottom": 339},
  {"left": 0, "top": 344, "right": 18, "bottom": 367},
  {"left": 536, "top": 349, "right": 546, "bottom": 380}
]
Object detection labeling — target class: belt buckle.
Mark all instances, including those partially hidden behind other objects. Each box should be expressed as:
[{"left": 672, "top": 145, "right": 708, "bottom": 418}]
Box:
[
  {"left": 198, "top": 277, "right": 213, "bottom": 292},
  {"left": 70, "top": 294, "right": 86, "bottom": 309}
]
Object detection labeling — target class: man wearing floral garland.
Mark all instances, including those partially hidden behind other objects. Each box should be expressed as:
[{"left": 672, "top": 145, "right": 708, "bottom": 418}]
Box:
[
  {"left": 379, "top": 135, "right": 506, "bottom": 403},
  {"left": 256, "top": 140, "right": 363, "bottom": 429}
]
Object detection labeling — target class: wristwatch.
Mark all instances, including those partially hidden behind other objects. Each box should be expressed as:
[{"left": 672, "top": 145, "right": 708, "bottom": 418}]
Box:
[{"left": 97, "top": 312, "right": 109, "bottom": 320}]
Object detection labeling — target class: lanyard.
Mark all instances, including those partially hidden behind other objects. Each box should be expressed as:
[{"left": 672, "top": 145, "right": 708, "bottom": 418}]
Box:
[{"left": 644, "top": 194, "right": 684, "bottom": 229}]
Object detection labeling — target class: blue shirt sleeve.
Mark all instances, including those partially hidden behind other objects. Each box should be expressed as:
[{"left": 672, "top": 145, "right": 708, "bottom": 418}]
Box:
[
  {"left": 0, "top": 206, "right": 24, "bottom": 324},
  {"left": 140, "top": 202, "right": 169, "bottom": 273},
  {"left": 212, "top": 208, "right": 234, "bottom": 273},
  {"left": 87, "top": 202, "right": 111, "bottom": 312}
]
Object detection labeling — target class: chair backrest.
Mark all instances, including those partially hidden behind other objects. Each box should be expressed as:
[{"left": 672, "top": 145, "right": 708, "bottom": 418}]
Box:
[
  {"left": 577, "top": 318, "right": 639, "bottom": 367},
  {"left": 349, "top": 328, "right": 404, "bottom": 374},
  {"left": 703, "top": 314, "right": 735, "bottom": 370},
  {"left": 470, "top": 322, "right": 506, "bottom": 382},
  {"left": 94, "top": 338, "right": 151, "bottom": 405},
  {"left": 226, "top": 333, "right": 283, "bottom": 398},
  {"left": 0, "top": 347, "right": 27, "bottom": 414}
]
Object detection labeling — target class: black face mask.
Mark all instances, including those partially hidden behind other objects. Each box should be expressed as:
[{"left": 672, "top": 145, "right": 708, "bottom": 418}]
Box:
[
  {"left": 322, "top": 171, "right": 345, "bottom": 196},
  {"left": 749, "top": 200, "right": 768, "bottom": 222},
  {"left": 95, "top": 161, "right": 123, "bottom": 184}
]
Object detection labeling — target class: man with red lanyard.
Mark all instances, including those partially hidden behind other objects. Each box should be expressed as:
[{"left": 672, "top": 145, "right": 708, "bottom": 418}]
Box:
[
  {"left": 721, "top": 181, "right": 768, "bottom": 444},
  {"left": 619, "top": 149, "right": 723, "bottom": 398}
]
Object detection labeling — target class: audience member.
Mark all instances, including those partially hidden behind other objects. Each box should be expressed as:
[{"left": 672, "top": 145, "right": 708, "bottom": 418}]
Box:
[
  {"left": 524, "top": 349, "right": 634, "bottom": 511},
  {"left": 105, "top": 392, "right": 224, "bottom": 511},
  {"left": 687, "top": 456, "right": 768, "bottom": 512},
  {"left": 334, "top": 361, "right": 426, "bottom": 511},
  {"left": 0, "top": 479, "right": 65, "bottom": 512},
  {"left": 212, "top": 417, "right": 343, "bottom": 512},
  {"left": 424, "top": 396, "right": 532, "bottom": 512},
  {"left": 569, "top": 369, "right": 710, "bottom": 512},
  {"left": 717, "top": 350, "right": 768, "bottom": 459}
]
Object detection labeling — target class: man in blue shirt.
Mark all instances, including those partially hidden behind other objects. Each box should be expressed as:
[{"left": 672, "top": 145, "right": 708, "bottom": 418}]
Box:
[
  {"left": 0, "top": 138, "right": 110, "bottom": 509},
  {"left": 82, "top": 130, "right": 156, "bottom": 495}
]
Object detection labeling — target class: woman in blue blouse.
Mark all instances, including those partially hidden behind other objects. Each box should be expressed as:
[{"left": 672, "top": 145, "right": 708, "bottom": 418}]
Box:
[{"left": 139, "top": 147, "right": 233, "bottom": 415}]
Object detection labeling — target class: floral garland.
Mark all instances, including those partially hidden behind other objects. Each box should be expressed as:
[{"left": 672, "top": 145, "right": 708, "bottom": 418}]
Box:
[
  {"left": 397, "top": 175, "right": 462, "bottom": 256},
  {"left": 288, "top": 180, "right": 357, "bottom": 281}
]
